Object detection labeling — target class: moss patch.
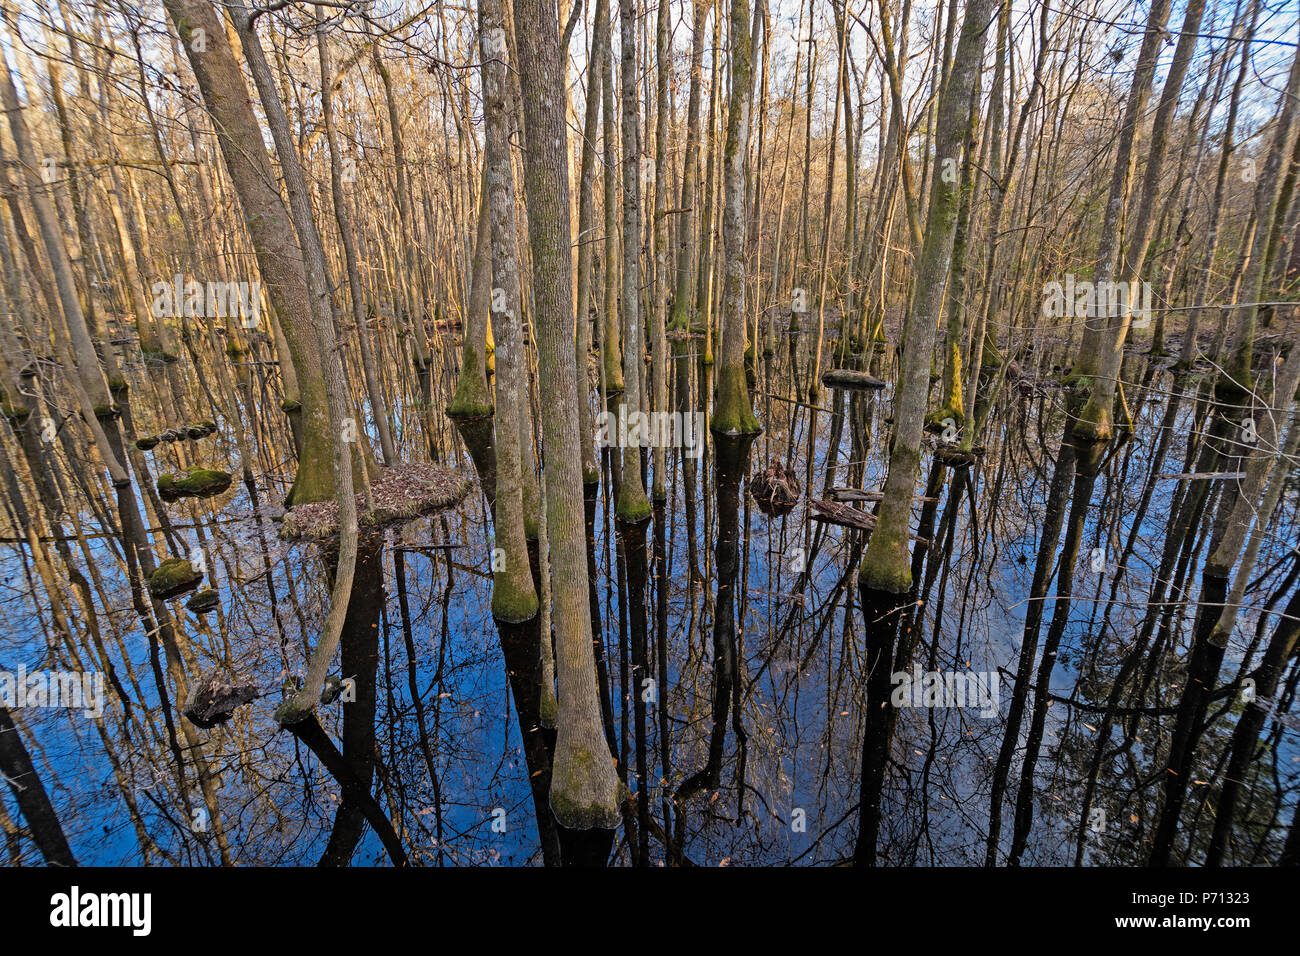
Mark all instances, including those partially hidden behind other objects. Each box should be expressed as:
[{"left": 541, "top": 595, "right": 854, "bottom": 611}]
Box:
[
  {"left": 148, "top": 558, "right": 203, "bottom": 600},
  {"left": 3, "top": 404, "right": 31, "bottom": 426},
  {"left": 157, "top": 467, "right": 232, "bottom": 503},
  {"left": 924, "top": 406, "right": 965, "bottom": 433},
  {"left": 549, "top": 745, "right": 622, "bottom": 830},
  {"left": 712, "top": 364, "right": 761, "bottom": 436},
  {"left": 185, "top": 588, "right": 220, "bottom": 614},
  {"left": 616, "top": 481, "right": 653, "bottom": 524},
  {"left": 491, "top": 576, "right": 540, "bottom": 624}
]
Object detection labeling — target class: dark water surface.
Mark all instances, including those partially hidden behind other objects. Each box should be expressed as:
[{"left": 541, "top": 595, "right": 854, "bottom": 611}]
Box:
[{"left": 1, "top": 343, "right": 1295, "bottom": 866}]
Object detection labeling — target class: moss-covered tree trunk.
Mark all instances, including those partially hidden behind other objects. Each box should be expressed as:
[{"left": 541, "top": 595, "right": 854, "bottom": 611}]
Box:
[
  {"left": 600, "top": 44, "right": 624, "bottom": 398},
  {"left": 514, "top": 0, "right": 623, "bottom": 853},
  {"left": 450, "top": 166, "right": 495, "bottom": 423},
  {"left": 616, "top": 0, "right": 653, "bottom": 522},
  {"left": 1069, "top": 0, "right": 1172, "bottom": 437},
  {"left": 480, "top": 0, "right": 539, "bottom": 626},
  {"left": 161, "top": 0, "right": 336, "bottom": 505},
  {"left": 649, "top": 0, "right": 672, "bottom": 499},
  {"left": 575, "top": 0, "right": 611, "bottom": 487},
  {"left": 231, "top": 0, "right": 361, "bottom": 726},
  {"left": 712, "top": 0, "right": 762, "bottom": 437},
  {"left": 1219, "top": 40, "right": 1300, "bottom": 394},
  {"left": 1077, "top": 0, "right": 1205, "bottom": 440},
  {"left": 854, "top": 0, "right": 995, "bottom": 866}
]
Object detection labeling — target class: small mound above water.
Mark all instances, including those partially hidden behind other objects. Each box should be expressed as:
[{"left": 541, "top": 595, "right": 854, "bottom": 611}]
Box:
[
  {"left": 157, "top": 466, "right": 232, "bottom": 502},
  {"left": 183, "top": 668, "right": 258, "bottom": 729},
  {"left": 280, "top": 461, "right": 472, "bottom": 541},
  {"left": 148, "top": 558, "right": 203, "bottom": 599},
  {"left": 750, "top": 459, "right": 801, "bottom": 516}
]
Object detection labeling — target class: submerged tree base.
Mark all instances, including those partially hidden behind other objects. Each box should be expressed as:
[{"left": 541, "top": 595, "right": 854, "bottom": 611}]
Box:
[
  {"left": 555, "top": 823, "right": 615, "bottom": 866},
  {"left": 550, "top": 741, "right": 623, "bottom": 832}
]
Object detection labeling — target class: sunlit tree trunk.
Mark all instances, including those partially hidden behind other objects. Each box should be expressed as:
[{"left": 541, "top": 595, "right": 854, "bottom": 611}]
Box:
[
  {"left": 514, "top": 0, "right": 623, "bottom": 855},
  {"left": 480, "top": 0, "right": 539, "bottom": 626},
  {"left": 855, "top": 0, "right": 996, "bottom": 866},
  {"left": 711, "top": 0, "right": 761, "bottom": 436},
  {"left": 161, "top": 0, "right": 336, "bottom": 506}
]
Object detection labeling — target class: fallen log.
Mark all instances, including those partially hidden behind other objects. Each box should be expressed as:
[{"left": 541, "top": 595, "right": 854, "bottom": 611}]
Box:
[
  {"left": 827, "top": 488, "right": 940, "bottom": 504},
  {"left": 810, "top": 498, "right": 930, "bottom": 547}
]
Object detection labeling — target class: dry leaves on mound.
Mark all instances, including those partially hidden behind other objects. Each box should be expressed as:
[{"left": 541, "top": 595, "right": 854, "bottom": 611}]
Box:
[{"left": 281, "top": 461, "right": 472, "bottom": 540}]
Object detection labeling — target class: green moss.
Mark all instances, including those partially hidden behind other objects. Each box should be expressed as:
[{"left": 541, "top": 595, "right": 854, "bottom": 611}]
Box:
[
  {"left": 858, "top": 525, "right": 912, "bottom": 594},
  {"left": 616, "top": 481, "right": 653, "bottom": 524},
  {"left": 185, "top": 588, "right": 220, "bottom": 614},
  {"left": 711, "top": 363, "right": 761, "bottom": 436},
  {"left": 1061, "top": 369, "right": 1093, "bottom": 391},
  {"left": 1071, "top": 391, "right": 1113, "bottom": 443},
  {"left": 491, "top": 570, "right": 539, "bottom": 624},
  {"left": 447, "top": 347, "right": 494, "bottom": 420},
  {"left": 135, "top": 435, "right": 160, "bottom": 451},
  {"left": 549, "top": 746, "right": 621, "bottom": 830},
  {"left": 857, "top": 435, "right": 918, "bottom": 596},
  {"left": 157, "top": 466, "right": 233, "bottom": 503},
  {"left": 925, "top": 406, "right": 965, "bottom": 433},
  {"left": 274, "top": 693, "right": 314, "bottom": 727},
  {"left": 148, "top": 558, "right": 203, "bottom": 600},
  {"left": 2, "top": 404, "right": 30, "bottom": 426},
  {"left": 539, "top": 687, "right": 558, "bottom": 729}
]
